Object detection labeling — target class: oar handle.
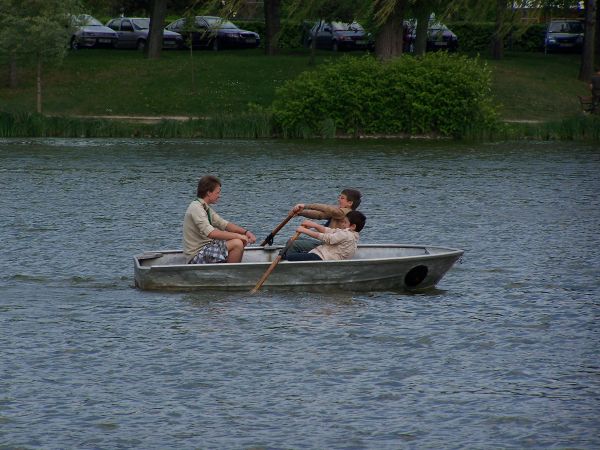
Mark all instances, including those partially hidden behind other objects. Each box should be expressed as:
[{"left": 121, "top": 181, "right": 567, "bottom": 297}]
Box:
[
  {"left": 260, "top": 211, "right": 296, "bottom": 247},
  {"left": 251, "top": 231, "right": 301, "bottom": 293}
]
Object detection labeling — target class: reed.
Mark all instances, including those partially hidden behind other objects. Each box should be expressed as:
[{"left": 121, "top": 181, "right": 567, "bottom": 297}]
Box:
[
  {"left": 1, "top": 111, "right": 598, "bottom": 141},
  {"left": 0, "top": 111, "right": 275, "bottom": 139}
]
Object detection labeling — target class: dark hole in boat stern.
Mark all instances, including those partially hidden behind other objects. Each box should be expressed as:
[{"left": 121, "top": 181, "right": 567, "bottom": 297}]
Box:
[{"left": 405, "top": 265, "right": 428, "bottom": 288}]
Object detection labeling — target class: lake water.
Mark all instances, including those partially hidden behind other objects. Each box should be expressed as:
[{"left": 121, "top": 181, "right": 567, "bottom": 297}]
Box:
[{"left": 1, "top": 138, "right": 599, "bottom": 449}]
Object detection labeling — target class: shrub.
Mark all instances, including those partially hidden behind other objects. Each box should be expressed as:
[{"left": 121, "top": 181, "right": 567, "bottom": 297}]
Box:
[{"left": 271, "top": 53, "right": 499, "bottom": 138}]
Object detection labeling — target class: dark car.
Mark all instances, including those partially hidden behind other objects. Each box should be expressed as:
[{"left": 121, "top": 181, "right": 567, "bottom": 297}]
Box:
[
  {"left": 70, "top": 14, "right": 118, "bottom": 50},
  {"left": 404, "top": 20, "right": 458, "bottom": 52},
  {"left": 165, "top": 16, "right": 259, "bottom": 50},
  {"left": 306, "top": 21, "right": 374, "bottom": 52},
  {"left": 545, "top": 19, "right": 584, "bottom": 53},
  {"left": 106, "top": 17, "right": 183, "bottom": 50}
]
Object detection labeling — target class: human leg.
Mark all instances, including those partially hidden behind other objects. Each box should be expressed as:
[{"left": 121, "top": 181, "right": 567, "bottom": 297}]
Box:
[
  {"left": 189, "top": 240, "right": 228, "bottom": 264},
  {"left": 284, "top": 252, "right": 322, "bottom": 261},
  {"left": 226, "top": 238, "right": 245, "bottom": 263},
  {"left": 280, "top": 236, "right": 319, "bottom": 257}
]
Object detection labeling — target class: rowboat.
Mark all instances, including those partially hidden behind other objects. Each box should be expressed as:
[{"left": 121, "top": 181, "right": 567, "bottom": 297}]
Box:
[{"left": 133, "top": 244, "right": 463, "bottom": 292}]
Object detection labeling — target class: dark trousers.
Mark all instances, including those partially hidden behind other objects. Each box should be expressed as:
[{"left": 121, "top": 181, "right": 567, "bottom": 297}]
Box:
[{"left": 284, "top": 252, "right": 322, "bottom": 261}]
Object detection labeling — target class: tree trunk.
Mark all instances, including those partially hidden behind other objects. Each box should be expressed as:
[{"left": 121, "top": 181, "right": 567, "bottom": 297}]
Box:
[
  {"left": 595, "top": 3, "right": 600, "bottom": 67},
  {"left": 36, "top": 58, "right": 42, "bottom": 114},
  {"left": 492, "top": 0, "right": 507, "bottom": 60},
  {"left": 375, "top": 0, "right": 405, "bottom": 61},
  {"left": 579, "top": 0, "right": 597, "bottom": 81},
  {"left": 9, "top": 53, "right": 18, "bottom": 88},
  {"left": 308, "top": 19, "right": 321, "bottom": 66},
  {"left": 264, "top": 0, "right": 281, "bottom": 56},
  {"left": 190, "top": 45, "right": 195, "bottom": 93},
  {"left": 146, "top": 0, "right": 167, "bottom": 59},
  {"left": 414, "top": 7, "right": 430, "bottom": 56}
]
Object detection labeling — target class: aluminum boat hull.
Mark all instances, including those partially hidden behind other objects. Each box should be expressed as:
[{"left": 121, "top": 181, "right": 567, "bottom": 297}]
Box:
[{"left": 133, "top": 244, "right": 463, "bottom": 292}]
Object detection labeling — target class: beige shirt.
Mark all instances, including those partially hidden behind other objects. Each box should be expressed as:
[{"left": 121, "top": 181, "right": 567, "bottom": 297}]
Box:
[
  {"left": 300, "top": 203, "right": 352, "bottom": 229},
  {"left": 183, "top": 199, "right": 229, "bottom": 262},
  {"left": 310, "top": 227, "right": 359, "bottom": 261}
]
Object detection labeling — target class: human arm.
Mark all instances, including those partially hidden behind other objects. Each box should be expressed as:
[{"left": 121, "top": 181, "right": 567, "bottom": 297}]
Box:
[
  {"left": 208, "top": 223, "right": 256, "bottom": 245},
  {"left": 298, "top": 203, "right": 347, "bottom": 220},
  {"left": 295, "top": 220, "right": 329, "bottom": 240}
]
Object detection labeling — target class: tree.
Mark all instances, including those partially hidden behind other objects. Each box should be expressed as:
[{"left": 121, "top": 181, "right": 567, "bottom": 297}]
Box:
[
  {"left": 264, "top": 0, "right": 281, "bottom": 55},
  {"left": 580, "top": 0, "right": 597, "bottom": 80},
  {"left": 373, "top": 0, "right": 407, "bottom": 60},
  {"left": 0, "top": 0, "right": 81, "bottom": 112},
  {"left": 146, "top": 0, "right": 167, "bottom": 58}
]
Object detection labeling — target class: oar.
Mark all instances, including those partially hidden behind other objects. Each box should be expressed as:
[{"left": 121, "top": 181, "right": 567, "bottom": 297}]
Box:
[
  {"left": 251, "top": 231, "right": 301, "bottom": 294},
  {"left": 260, "top": 211, "right": 296, "bottom": 246}
]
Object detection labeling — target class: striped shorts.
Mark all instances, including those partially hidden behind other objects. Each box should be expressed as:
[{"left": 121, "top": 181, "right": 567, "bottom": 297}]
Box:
[{"left": 189, "top": 240, "right": 228, "bottom": 264}]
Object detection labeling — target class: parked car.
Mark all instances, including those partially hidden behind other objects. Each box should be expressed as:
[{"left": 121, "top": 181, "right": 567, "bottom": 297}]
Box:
[
  {"left": 545, "top": 18, "right": 584, "bottom": 53},
  {"left": 106, "top": 17, "right": 183, "bottom": 50},
  {"left": 70, "top": 14, "right": 118, "bottom": 50},
  {"left": 306, "top": 21, "right": 374, "bottom": 52},
  {"left": 404, "top": 20, "right": 458, "bottom": 52},
  {"left": 165, "top": 16, "right": 259, "bottom": 50}
]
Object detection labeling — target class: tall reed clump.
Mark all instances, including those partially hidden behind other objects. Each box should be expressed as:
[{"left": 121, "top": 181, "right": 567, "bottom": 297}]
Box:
[{"left": 271, "top": 52, "right": 500, "bottom": 138}]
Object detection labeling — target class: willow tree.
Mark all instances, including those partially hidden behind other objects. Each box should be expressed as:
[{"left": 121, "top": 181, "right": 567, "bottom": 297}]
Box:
[
  {"left": 146, "top": 0, "right": 168, "bottom": 59},
  {"left": 264, "top": 0, "right": 282, "bottom": 55},
  {"left": 372, "top": 0, "right": 408, "bottom": 60}
]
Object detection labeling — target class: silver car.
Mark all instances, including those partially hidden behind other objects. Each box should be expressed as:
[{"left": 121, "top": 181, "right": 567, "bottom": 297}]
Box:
[
  {"left": 106, "top": 17, "right": 183, "bottom": 50},
  {"left": 70, "top": 14, "right": 118, "bottom": 50}
]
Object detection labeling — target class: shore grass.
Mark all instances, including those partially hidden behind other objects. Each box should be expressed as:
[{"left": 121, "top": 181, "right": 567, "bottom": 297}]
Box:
[
  {"left": 3, "top": 110, "right": 599, "bottom": 141},
  {"left": 0, "top": 48, "right": 595, "bottom": 139}
]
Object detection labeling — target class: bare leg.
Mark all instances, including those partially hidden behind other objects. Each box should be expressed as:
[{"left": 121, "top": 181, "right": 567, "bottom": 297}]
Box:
[{"left": 226, "top": 239, "right": 245, "bottom": 263}]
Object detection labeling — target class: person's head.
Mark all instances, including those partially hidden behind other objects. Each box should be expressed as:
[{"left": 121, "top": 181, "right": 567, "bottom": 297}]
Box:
[
  {"left": 345, "top": 210, "right": 366, "bottom": 232},
  {"left": 197, "top": 175, "right": 222, "bottom": 204},
  {"left": 338, "top": 188, "right": 362, "bottom": 210}
]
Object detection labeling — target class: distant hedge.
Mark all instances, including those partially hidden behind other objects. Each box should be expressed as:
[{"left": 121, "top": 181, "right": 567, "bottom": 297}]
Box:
[{"left": 271, "top": 53, "right": 499, "bottom": 138}]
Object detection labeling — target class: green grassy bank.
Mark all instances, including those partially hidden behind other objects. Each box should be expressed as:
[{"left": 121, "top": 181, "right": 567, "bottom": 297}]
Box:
[{"left": 0, "top": 48, "right": 596, "bottom": 139}]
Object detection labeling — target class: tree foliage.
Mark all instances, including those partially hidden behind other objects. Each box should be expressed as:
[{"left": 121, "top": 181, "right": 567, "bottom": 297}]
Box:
[{"left": 0, "top": 0, "right": 82, "bottom": 110}]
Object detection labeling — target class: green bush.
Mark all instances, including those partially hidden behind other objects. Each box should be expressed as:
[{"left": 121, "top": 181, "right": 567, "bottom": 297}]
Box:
[{"left": 271, "top": 53, "right": 500, "bottom": 138}]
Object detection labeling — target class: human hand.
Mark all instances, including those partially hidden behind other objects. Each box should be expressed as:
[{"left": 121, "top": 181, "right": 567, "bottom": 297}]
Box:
[
  {"left": 291, "top": 204, "right": 304, "bottom": 214},
  {"left": 238, "top": 234, "right": 250, "bottom": 246},
  {"left": 245, "top": 230, "right": 257, "bottom": 244}
]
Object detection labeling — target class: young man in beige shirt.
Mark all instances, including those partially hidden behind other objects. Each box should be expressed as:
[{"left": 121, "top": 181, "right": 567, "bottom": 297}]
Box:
[{"left": 183, "top": 175, "right": 256, "bottom": 264}]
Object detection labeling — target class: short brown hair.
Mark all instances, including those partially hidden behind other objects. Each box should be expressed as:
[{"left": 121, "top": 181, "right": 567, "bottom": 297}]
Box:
[
  {"left": 342, "top": 188, "right": 362, "bottom": 210},
  {"left": 197, "top": 175, "right": 221, "bottom": 198},
  {"left": 346, "top": 210, "right": 366, "bottom": 232}
]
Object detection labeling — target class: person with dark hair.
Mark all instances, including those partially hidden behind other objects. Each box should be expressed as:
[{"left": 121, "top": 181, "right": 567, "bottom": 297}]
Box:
[
  {"left": 183, "top": 175, "right": 256, "bottom": 264},
  {"left": 283, "top": 188, "right": 362, "bottom": 254},
  {"left": 283, "top": 210, "right": 366, "bottom": 261}
]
